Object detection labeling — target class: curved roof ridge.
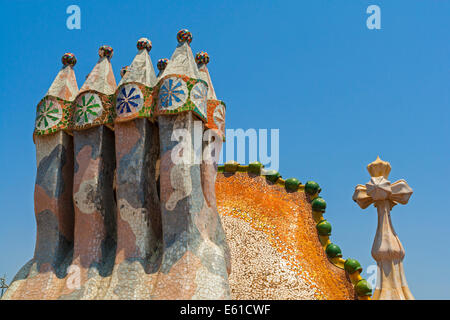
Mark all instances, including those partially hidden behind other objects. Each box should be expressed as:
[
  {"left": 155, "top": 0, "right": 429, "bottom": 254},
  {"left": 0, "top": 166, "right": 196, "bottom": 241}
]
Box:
[{"left": 218, "top": 160, "right": 373, "bottom": 300}]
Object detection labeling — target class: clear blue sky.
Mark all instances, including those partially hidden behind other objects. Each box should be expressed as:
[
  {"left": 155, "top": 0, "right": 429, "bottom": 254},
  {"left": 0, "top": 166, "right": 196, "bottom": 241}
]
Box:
[{"left": 0, "top": 0, "right": 449, "bottom": 299}]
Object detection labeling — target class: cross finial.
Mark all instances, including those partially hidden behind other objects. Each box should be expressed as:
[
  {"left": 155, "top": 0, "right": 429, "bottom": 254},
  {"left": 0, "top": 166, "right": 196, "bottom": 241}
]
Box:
[
  {"left": 352, "top": 157, "right": 414, "bottom": 300},
  {"left": 367, "top": 156, "right": 391, "bottom": 178},
  {"left": 353, "top": 156, "right": 412, "bottom": 209}
]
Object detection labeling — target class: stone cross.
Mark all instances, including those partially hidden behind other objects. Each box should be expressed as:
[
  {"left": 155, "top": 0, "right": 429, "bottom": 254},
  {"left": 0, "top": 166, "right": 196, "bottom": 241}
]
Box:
[{"left": 352, "top": 156, "right": 414, "bottom": 300}]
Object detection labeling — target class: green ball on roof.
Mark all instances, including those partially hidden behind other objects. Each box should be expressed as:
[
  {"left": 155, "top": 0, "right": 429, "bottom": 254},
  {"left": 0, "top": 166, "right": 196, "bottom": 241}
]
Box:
[
  {"left": 344, "top": 259, "right": 363, "bottom": 274},
  {"left": 316, "top": 220, "right": 332, "bottom": 236},
  {"left": 311, "top": 197, "right": 326, "bottom": 213},
  {"left": 305, "top": 181, "right": 321, "bottom": 195},
  {"left": 325, "top": 243, "right": 342, "bottom": 258},
  {"left": 285, "top": 178, "right": 301, "bottom": 191},
  {"left": 264, "top": 170, "right": 281, "bottom": 183},
  {"left": 248, "top": 161, "right": 263, "bottom": 175},
  {"left": 355, "top": 279, "right": 372, "bottom": 297}
]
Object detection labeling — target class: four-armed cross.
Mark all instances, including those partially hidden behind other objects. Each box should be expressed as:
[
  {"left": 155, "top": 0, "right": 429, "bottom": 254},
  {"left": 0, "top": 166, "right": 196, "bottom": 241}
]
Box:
[{"left": 353, "top": 156, "right": 414, "bottom": 300}]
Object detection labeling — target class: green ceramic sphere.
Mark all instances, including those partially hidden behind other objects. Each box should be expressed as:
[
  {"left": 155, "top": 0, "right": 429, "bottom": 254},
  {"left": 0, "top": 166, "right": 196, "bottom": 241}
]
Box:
[
  {"left": 305, "top": 181, "right": 321, "bottom": 195},
  {"left": 311, "top": 197, "right": 327, "bottom": 213},
  {"left": 325, "top": 243, "right": 342, "bottom": 258},
  {"left": 265, "top": 170, "right": 281, "bottom": 183},
  {"left": 248, "top": 161, "right": 263, "bottom": 175},
  {"left": 344, "top": 259, "right": 363, "bottom": 274},
  {"left": 355, "top": 279, "right": 372, "bottom": 297},
  {"left": 224, "top": 161, "right": 239, "bottom": 173},
  {"left": 316, "top": 220, "right": 332, "bottom": 236},
  {"left": 285, "top": 178, "right": 301, "bottom": 191}
]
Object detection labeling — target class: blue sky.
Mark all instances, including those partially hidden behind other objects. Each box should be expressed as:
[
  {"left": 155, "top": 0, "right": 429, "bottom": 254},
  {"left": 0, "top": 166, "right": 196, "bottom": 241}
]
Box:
[{"left": 0, "top": 0, "right": 449, "bottom": 299}]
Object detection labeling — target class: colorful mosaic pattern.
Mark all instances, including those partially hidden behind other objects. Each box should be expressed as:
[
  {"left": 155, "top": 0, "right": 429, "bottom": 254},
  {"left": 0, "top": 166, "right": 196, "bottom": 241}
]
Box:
[
  {"left": 216, "top": 172, "right": 356, "bottom": 300},
  {"left": 98, "top": 45, "right": 114, "bottom": 59},
  {"left": 137, "top": 38, "right": 152, "bottom": 51},
  {"left": 195, "top": 51, "right": 210, "bottom": 65},
  {"left": 217, "top": 162, "right": 372, "bottom": 300},
  {"left": 74, "top": 93, "right": 103, "bottom": 125},
  {"left": 213, "top": 103, "right": 226, "bottom": 134},
  {"left": 62, "top": 53, "right": 77, "bottom": 67},
  {"left": 177, "top": 29, "right": 192, "bottom": 44},
  {"left": 117, "top": 84, "right": 144, "bottom": 114},
  {"left": 189, "top": 81, "right": 207, "bottom": 116},
  {"left": 71, "top": 91, "right": 115, "bottom": 130},
  {"left": 157, "top": 58, "right": 169, "bottom": 72},
  {"left": 114, "top": 82, "right": 154, "bottom": 123},
  {"left": 206, "top": 99, "right": 226, "bottom": 139},
  {"left": 156, "top": 74, "right": 208, "bottom": 122},
  {"left": 34, "top": 96, "right": 72, "bottom": 136},
  {"left": 120, "top": 66, "right": 128, "bottom": 78},
  {"left": 36, "top": 100, "right": 63, "bottom": 130},
  {"left": 159, "top": 76, "right": 188, "bottom": 109}
]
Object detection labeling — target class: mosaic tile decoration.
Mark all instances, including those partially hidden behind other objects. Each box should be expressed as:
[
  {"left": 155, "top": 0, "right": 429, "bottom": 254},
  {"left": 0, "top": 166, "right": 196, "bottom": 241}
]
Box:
[
  {"left": 98, "top": 45, "right": 114, "bottom": 59},
  {"left": 120, "top": 66, "right": 129, "bottom": 78},
  {"left": 216, "top": 172, "right": 351, "bottom": 300},
  {"left": 190, "top": 81, "right": 208, "bottom": 115},
  {"left": 217, "top": 161, "right": 372, "bottom": 300},
  {"left": 177, "top": 29, "right": 193, "bottom": 45},
  {"left": 62, "top": 53, "right": 77, "bottom": 67},
  {"left": 195, "top": 51, "right": 210, "bottom": 65},
  {"left": 206, "top": 99, "right": 226, "bottom": 139},
  {"left": 34, "top": 96, "right": 73, "bottom": 136},
  {"left": 114, "top": 82, "right": 155, "bottom": 123},
  {"left": 157, "top": 58, "right": 169, "bottom": 72},
  {"left": 136, "top": 38, "right": 152, "bottom": 52},
  {"left": 71, "top": 90, "right": 115, "bottom": 131},
  {"left": 113, "top": 74, "right": 210, "bottom": 125},
  {"left": 156, "top": 74, "right": 208, "bottom": 122}
]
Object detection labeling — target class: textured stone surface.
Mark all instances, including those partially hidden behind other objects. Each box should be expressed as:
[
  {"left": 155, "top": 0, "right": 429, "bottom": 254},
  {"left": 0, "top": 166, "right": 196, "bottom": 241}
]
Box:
[
  {"left": 4, "top": 151, "right": 358, "bottom": 299},
  {"left": 216, "top": 172, "right": 357, "bottom": 300},
  {"left": 4, "top": 131, "right": 74, "bottom": 299},
  {"left": 201, "top": 137, "right": 231, "bottom": 275},
  {"left": 353, "top": 157, "right": 414, "bottom": 300},
  {"left": 4, "top": 31, "right": 359, "bottom": 299},
  {"left": 105, "top": 118, "right": 162, "bottom": 299},
  {"left": 46, "top": 64, "right": 78, "bottom": 101},
  {"left": 155, "top": 112, "right": 231, "bottom": 299},
  {"left": 79, "top": 57, "right": 116, "bottom": 95},
  {"left": 58, "top": 126, "right": 117, "bottom": 299},
  {"left": 222, "top": 215, "right": 317, "bottom": 300}
]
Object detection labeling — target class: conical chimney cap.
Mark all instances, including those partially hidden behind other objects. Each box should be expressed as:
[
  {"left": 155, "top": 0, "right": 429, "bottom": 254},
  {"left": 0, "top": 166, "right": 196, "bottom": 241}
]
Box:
[
  {"left": 46, "top": 53, "right": 79, "bottom": 101},
  {"left": 196, "top": 51, "right": 217, "bottom": 100},
  {"left": 118, "top": 38, "right": 157, "bottom": 87},
  {"left": 160, "top": 29, "right": 199, "bottom": 79},
  {"left": 79, "top": 45, "right": 116, "bottom": 95}
]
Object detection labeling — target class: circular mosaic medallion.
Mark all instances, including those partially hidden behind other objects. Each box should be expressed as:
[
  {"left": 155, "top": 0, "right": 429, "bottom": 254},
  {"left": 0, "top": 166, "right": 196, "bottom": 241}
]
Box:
[
  {"left": 190, "top": 82, "right": 208, "bottom": 117},
  {"left": 159, "top": 77, "right": 188, "bottom": 110},
  {"left": 35, "top": 99, "right": 63, "bottom": 131},
  {"left": 116, "top": 84, "right": 144, "bottom": 117},
  {"left": 213, "top": 103, "right": 226, "bottom": 134},
  {"left": 74, "top": 93, "right": 103, "bottom": 126}
]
